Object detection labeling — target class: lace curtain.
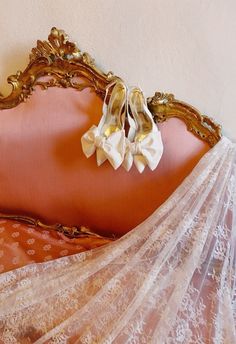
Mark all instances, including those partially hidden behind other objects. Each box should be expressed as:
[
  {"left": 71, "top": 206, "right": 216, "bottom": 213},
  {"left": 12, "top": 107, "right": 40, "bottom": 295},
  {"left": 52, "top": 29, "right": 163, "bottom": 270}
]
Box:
[{"left": 0, "top": 136, "right": 235, "bottom": 344}]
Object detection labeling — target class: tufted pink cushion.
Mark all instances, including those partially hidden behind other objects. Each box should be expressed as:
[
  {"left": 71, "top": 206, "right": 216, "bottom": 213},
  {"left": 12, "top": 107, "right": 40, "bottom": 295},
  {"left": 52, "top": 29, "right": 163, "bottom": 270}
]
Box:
[{"left": 0, "top": 86, "right": 209, "bottom": 237}]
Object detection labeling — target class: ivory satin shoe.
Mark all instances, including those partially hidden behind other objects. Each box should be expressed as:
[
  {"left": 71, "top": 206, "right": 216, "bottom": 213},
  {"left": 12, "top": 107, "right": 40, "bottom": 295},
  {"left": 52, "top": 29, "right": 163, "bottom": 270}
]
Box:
[
  {"left": 123, "top": 87, "right": 164, "bottom": 173},
  {"left": 81, "top": 81, "right": 127, "bottom": 170}
]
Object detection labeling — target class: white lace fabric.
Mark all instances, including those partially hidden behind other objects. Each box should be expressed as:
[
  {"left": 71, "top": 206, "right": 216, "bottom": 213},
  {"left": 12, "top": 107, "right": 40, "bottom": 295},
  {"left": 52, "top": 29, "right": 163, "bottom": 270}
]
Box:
[{"left": 0, "top": 136, "right": 235, "bottom": 343}]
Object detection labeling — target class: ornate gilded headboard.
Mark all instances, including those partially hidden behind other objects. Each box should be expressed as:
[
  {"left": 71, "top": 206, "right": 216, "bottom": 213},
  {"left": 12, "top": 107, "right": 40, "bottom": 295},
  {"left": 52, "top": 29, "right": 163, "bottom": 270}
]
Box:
[
  {"left": 0, "top": 27, "right": 221, "bottom": 145},
  {"left": 0, "top": 27, "right": 222, "bottom": 239}
]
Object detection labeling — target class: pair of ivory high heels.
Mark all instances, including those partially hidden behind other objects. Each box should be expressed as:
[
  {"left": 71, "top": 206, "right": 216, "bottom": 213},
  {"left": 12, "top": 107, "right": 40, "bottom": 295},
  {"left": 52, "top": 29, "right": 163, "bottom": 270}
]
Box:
[{"left": 81, "top": 81, "right": 163, "bottom": 173}]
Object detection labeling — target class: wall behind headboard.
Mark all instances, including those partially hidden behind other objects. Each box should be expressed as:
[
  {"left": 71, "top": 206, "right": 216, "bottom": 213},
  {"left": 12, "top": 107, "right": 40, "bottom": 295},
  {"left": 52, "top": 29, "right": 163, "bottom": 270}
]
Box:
[{"left": 0, "top": 0, "right": 235, "bottom": 140}]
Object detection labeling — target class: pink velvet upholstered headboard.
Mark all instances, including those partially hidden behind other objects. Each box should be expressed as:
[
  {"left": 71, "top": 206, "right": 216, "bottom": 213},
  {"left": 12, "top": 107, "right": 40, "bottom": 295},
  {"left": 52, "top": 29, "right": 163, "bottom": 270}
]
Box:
[{"left": 0, "top": 28, "right": 222, "bottom": 238}]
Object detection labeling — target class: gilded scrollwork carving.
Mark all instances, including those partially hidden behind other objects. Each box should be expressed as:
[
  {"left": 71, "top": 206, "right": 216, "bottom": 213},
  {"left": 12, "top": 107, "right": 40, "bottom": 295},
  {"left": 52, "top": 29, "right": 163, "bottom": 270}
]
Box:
[
  {"left": 0, "top": 27, "right": 119, "bottom": 110},
  {"left": 0, "top": 212, "right": 114, "bottom": 241},
  {"left": 148, "top": 92, "right": 175, "bottom": 105},
  {"left": 147, "top": 92, "right": 221, "bottom": 147},
  {"left": 30, "top": 27, "right": 81, "bottom": 62}
]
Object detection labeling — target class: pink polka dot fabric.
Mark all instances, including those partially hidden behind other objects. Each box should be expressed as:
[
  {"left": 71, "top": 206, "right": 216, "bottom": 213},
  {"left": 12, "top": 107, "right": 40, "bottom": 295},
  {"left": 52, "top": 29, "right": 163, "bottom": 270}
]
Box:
[{"left": 0, "top": 219, "right": 112, "bottom": 273}]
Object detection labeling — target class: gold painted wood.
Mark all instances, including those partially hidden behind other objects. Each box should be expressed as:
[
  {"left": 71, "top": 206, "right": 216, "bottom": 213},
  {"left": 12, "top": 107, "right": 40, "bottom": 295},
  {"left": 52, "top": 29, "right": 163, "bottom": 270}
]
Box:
[
  {"left": 147, "top": 92, "right": 222, "bottom": 147},
  {"left": 0, "top": 212, "right": 114, "bottom": 241},
  {"left": 0, "top": 27, "right": 119, "bottom": 110}
]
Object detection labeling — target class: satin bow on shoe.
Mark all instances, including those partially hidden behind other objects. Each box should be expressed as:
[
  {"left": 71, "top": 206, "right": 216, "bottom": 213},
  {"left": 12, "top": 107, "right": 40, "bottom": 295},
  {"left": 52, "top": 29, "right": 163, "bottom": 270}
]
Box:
[
  {"left": 81, "top": 125, "right": 126, "bottom": 170},
  {"left": 122, "top": 131, "right": 163, "bottom": 173}
]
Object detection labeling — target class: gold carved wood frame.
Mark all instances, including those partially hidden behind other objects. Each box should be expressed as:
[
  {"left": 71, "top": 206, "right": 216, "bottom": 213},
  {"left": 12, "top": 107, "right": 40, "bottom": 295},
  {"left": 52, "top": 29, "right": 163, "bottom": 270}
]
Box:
[{"left": 0, "top": 27, "right": 222, "bottom": 238}]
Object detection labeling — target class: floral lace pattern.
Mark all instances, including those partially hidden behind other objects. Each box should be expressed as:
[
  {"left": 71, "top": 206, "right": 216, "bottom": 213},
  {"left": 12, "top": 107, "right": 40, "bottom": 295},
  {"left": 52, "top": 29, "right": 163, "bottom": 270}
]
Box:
[{"left": 0, "top": 137, "right": 235, "bottom": 343}]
